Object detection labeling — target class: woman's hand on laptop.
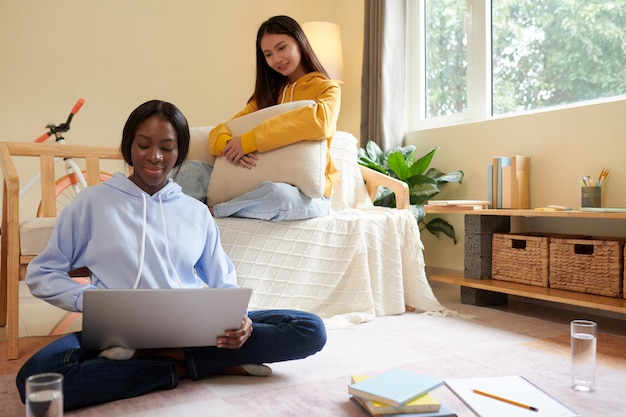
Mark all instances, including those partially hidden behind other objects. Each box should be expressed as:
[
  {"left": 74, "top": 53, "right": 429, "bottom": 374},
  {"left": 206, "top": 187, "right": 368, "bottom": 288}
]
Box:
[{"left": 216, "top": 316, "right": 253, "bottom": 349}]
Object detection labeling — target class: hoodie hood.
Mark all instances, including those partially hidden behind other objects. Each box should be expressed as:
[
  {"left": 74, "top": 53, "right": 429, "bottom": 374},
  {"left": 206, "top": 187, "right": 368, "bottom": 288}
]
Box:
[
  {"left": 104, "top": 172, "right": 184, "bottom": 202},
  {"left": 279, "top": 71, "right": 335, "bottom": 104}
]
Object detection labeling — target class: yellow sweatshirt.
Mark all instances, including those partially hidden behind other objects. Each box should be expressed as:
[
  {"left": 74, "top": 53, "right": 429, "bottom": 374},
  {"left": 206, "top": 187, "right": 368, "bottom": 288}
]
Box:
[{"left": 209, "top": 72, "right": 341, "bottom": 197}]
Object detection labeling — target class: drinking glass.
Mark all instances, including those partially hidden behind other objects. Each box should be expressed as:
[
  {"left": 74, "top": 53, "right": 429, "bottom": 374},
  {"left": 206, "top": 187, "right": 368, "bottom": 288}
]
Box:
[
  {"left": 25, "top": 373, "right": 63, "bottom": 417},
  {"left": 571, "top": 320, "right": 597, "bottom": 391}
]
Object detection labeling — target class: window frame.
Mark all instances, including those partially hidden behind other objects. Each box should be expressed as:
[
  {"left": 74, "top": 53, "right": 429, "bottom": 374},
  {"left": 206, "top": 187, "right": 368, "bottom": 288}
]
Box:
[{"left": 406, "top": 0, "right": 626, "bottom": 131}]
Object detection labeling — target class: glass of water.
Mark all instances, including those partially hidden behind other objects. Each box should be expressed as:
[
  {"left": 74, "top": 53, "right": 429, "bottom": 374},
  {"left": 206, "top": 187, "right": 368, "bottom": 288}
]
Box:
[
  {"left": 25, "top": 373, "right": 63, "bottom": 417},
  {"left": 571, "top": 320, "right": 597, "bottom": 391}
]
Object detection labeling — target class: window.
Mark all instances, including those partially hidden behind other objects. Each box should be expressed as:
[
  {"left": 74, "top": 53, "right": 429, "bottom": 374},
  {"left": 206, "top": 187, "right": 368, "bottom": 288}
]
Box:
[
  {"left": 424, "top": 0, "right": 468, "bottom": 117},
  {"left": 407, "top": 0, "right": 626, "bottom": 128}
]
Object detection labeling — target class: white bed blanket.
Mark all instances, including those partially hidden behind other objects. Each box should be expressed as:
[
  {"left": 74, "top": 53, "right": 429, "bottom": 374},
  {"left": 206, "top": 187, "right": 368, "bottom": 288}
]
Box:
[
  {"left": 211, "top": 130, "right": 445, "bottom": 325},
  {"left": 215, "top": 207, "right": 444, "bottom": 324}
]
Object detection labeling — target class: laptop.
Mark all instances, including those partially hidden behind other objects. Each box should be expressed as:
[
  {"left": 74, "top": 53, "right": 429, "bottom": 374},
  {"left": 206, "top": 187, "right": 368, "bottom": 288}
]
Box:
[{"left": 81, "top": 287, "right": 252, "bottom": 350}]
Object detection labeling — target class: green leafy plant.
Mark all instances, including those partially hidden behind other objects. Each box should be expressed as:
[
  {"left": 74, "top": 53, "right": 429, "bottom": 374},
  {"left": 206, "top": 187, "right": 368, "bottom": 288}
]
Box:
[{"left": 358, "top": 141, "right": 464, "bottom": 243}]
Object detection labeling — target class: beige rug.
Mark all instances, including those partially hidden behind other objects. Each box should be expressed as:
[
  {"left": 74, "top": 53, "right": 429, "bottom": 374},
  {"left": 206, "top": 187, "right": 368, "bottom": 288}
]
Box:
[{"left": 2, "top": 298, "right": 625, "bottom": 417}]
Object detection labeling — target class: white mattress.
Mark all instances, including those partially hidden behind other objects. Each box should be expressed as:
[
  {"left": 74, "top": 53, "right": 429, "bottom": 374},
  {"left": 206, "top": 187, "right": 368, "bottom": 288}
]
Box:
[{"left": 215, "top": 206, "right": 444, "bottom": 324}]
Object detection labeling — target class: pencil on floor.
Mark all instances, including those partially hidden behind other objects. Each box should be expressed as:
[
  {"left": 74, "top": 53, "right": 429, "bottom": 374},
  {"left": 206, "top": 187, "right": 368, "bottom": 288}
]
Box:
[{"left": 472, "top": 389, "right": 539, "bottom": 412}]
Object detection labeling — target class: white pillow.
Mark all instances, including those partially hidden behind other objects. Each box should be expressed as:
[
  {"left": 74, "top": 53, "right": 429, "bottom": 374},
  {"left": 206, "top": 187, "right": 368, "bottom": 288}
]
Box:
[
  {"left": 187, "top": 126, "right": 216, "bottom": 164},
  {"left": 207, "top": 100, "right": 327, "bottom": 206},
  {"left": 328, "top": 131, "right": 373, "bottom": 212}
]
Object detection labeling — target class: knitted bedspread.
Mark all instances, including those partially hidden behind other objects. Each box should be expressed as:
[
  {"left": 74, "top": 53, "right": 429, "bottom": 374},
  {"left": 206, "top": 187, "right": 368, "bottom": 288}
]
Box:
[{"left": 216, "top": 207, "right": 444, "bottom": 325}]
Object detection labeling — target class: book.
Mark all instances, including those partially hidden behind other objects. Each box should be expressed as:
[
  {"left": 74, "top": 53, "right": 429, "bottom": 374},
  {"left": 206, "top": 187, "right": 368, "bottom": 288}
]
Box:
[
  {"left": 350, "top": 397, "right": 457, "bottom": 417},
  {"left": 426, "top": 200, "right": 491, "bottom": 207},
  {"left": 489, "top": 155, "right": 530, "bottom": 209},
  {"left": 509, "top": 156, "right": 518, "bottom": 208},
  {"left": 512, "top": 155, "right": 530, "bottom": 209},
  {"left": 487, "top": 164, "right": 493, "bottom": 208},
  {"left": 501, "top": 165, "right": 512, "bottom": 208},
  {"left": 495, "top": 156, "right": 511, "bottom": 209},
  {"left": 445, "top": 375, "right": 578, "bottom": 417},
  {"left": 534, "top": 206, "right": 572, "bottom": 212},
  {"left": 491, "top": 158, "right": 498, "bottom": 209},
  {"left": 347, "top": 368, "right": 444, "bottom": 408},
  {"left": 425, "top": 200, "right": 491, "bottom": 210},
  {"left": 385, "top": 404, "right": 457, "bottom": 417},
  {"left": 350, "top": 375, "right": 441, "bottom": 414},
  {"left": 580, "top": 207, "right": 626, "bottom": 212}
]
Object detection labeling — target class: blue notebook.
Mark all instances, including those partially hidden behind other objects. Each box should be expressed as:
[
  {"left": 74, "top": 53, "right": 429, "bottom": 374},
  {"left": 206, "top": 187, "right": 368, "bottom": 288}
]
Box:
[{"left": 348, "top": 368, "right": 444, "bottom": 407}]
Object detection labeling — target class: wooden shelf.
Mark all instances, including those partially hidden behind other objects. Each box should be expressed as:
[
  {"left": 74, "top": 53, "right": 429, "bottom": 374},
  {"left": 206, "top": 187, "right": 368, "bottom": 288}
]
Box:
[
  {"left": 424, "top": 208, "right": 626, "bottom": 316},
  {"left": 425, "top": 207, "right": 626, "bottom": 219},
  {"left": 429, "top": 273, "right": 626, "bottom": 315}
]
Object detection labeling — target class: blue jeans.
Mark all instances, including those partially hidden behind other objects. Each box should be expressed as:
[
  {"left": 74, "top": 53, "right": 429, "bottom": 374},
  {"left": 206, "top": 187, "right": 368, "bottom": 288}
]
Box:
[
  {"left": 213, "top": 181, "right": 330, "bottom": 221},
  {"left": 16, "top": 310, "right": 326, "bottom": 410}
]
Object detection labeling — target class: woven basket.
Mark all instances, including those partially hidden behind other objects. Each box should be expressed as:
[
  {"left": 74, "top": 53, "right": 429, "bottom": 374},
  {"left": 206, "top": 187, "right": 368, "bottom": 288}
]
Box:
[
  {"left": 492, "top": 233, "right": 550, "bottom": 287},
  {"left": 549, "top": 236, "right": 624, "bottom": 297}
]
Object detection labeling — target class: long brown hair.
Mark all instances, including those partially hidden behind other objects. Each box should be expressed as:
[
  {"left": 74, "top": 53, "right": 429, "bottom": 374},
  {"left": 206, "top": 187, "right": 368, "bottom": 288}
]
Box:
[{"left": 250, "top": 15, "right": 329, "bottom": 109}]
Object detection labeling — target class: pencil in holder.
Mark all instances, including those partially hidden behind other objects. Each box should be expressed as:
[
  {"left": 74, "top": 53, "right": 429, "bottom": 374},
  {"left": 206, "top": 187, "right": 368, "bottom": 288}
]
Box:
[{"left": 581, "top": 186, "right": 601, "bottom": 208}]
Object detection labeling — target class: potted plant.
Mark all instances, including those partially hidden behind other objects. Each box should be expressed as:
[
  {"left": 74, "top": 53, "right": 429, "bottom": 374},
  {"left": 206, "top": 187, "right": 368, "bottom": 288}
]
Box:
[{"left": 358, "top": 141, "right": 464, "bottom": 243}]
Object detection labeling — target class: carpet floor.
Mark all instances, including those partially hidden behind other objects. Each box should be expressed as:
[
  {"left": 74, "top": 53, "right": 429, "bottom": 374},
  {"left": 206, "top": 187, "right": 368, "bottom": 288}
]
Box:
[{"left": 1, "top": 289, "right": 625, "bottom": 417}]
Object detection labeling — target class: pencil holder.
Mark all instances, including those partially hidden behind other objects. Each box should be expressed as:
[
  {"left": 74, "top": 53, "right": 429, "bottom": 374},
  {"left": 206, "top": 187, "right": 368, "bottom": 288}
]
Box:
[{"left": 581, "top": 186, "right": 601, "bottom": 208}]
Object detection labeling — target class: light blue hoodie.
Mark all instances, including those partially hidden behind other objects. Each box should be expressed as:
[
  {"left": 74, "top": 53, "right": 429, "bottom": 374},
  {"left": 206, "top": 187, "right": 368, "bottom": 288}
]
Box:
[{"left": 26, "top": 173, "right": 238, "bottom": 312}]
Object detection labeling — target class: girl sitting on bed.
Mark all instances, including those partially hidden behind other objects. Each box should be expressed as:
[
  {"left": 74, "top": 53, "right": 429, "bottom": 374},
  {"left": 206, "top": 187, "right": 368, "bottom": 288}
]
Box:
[{"left": 177, "top": 15, "right": 341, "bottom": 221}]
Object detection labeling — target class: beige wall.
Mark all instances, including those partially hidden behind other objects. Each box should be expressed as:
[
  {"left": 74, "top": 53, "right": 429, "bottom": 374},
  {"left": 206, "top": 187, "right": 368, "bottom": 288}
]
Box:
[
  {"left": 0, "top": 0, "right": 363, "bottom": 144},
  {"left": 406, "top": 99, "right": 626, "bottom": 271},
  {"left": 0, "top": 0, "right": 363, "bottom": 217}
]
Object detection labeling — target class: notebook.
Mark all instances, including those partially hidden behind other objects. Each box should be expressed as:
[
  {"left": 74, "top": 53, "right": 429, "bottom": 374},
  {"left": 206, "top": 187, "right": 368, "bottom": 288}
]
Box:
[
  {"left": 81, "top": 287, "right": 252, "bottom": 350},
  {"left": 445, "top": 375, "right": 578, "bottom": 417},
  {"left": 348, "top": 368, "right": 444, "bottom": 407}
]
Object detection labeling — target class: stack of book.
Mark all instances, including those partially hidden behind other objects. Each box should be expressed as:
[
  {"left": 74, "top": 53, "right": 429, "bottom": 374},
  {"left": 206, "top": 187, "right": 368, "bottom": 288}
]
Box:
[
  {"left": 348, "top": 369, "right": 457, "bottom": 417},
  {"left": 487, "top": 155, "right": 531, "bottom": 209}
]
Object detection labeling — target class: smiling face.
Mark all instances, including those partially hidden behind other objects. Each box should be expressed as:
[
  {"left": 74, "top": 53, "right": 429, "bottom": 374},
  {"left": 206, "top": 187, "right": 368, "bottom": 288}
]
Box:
[
  {"left": 261, "top": 33, "right": 305, "bottom": 83},
  {"left": 128, "top": 115, "right": 178, "bottom": 195}
]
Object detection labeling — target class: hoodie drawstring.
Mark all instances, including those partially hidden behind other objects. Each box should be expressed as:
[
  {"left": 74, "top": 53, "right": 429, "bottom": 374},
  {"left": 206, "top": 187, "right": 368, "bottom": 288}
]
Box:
[
  {"left": 280, "top": 81, "right": 297, "bottom": 104},
  {"left": 158, "top": 193, "right": 184, "bottom": 288},
  {"left": 132, "top": 194, "right": 147, "bottom": 289},
  {"left": 132, "top": 193, "right": 183, "bottom": 289}
]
